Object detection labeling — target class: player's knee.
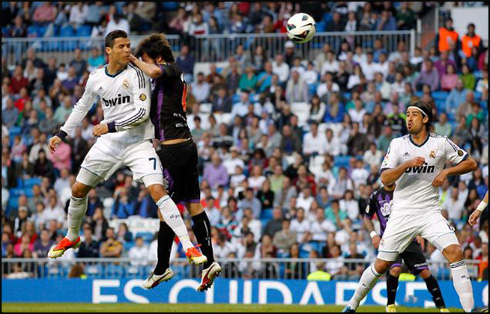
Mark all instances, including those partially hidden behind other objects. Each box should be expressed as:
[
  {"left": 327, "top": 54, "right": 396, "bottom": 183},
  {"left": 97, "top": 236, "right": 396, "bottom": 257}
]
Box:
[
  {"left": 419, "top": 269, "right": 431, "bottom": 279},
  {"left": 374, "top": 259, "right": 392, "bottom": 274},
  {"left": 147, "top": 184, "right": 167, "bottom": 202},
  {"left": 71, "top": 182, "right": 91, "bottom": 198},
  {"left": 389, "top": 267, "right": 402, "bottom": 277},
  {"left": 443, "top": 244, "right": 463, "bottom": 263}
]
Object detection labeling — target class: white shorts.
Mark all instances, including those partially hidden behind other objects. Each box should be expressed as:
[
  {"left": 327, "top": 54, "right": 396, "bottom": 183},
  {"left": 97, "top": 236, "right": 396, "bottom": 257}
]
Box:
[
  {"left": 377, "top": 210, "right": 459, "bottom": 262},
  {"left": 77, "top": 137, "right": 163, "bottom": 187}
]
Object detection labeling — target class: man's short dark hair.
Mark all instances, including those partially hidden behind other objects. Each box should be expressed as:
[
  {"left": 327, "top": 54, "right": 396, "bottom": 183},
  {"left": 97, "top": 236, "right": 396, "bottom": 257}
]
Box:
[
  {"left": 105, "top": 30, "right": 128, "bottom": 48},
  {"left": 135, "top": 33, "right": 175, "bottom": 63},
  {"left": 409, "top": 99, "right": 434, "bottom": 130}
]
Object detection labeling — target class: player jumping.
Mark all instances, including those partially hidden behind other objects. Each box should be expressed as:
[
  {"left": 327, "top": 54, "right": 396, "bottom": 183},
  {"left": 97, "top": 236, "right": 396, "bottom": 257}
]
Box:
[
  {"left": 343, "top": 100, "right": 480, "bottom": 312},
  {"left": 364, "top": 183, "right": 449, "bottom": 312},
  {"left": 129, "top": 33, "right": 221, "bottom": 292},
  {"left": 47, "top": 30, "right": 206, "bottom": 266}
]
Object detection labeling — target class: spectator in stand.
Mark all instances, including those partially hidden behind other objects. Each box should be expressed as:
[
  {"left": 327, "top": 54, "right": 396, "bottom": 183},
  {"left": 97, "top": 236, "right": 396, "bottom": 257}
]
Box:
[
  {"left": 203, "top": 152, "right": 229, "bottom": 189},
  {"left": 11, "top": 65, "right": 29, "bottom": 95},
  {"left": 128, "top": 236, "right": 150, "bottom": 266},
  {"left": 100, "top": 227, "right": 123, "bottom": 258},
  {"left": 461, "top": 23, "right": 483, "bottom": 58},
  {"left": 77, "top": 225, "right": 100, "bottom": 257},
  {"left": 43, "top": 195, "right": 65, "bottom": 229},
  {"left": 191, "top": 72, "right": 210, "bottom": 103},
  {"left": 434, "top": 112, "right": 453, "bottom": 138},
  {"left": 445, "top": 79, "right": 468, "bottom": 119},
  {"left": 302, "top": 121, "right": 326, "bottom": 160},
  {"left": 48, "top": 138, "right": 71, "bottom": 172},
  {"left": 436, "top": 18, "right": 459, "bottom": 54},
  {"left": 32, "top": 228, "right": 53, "bottom": 258},
  {"left": 396, "top": 2, "right": 416, "bottom": 30},
  {"left": 111, "top": 187, "right": 135, "bottom": 219},
  {"left": 175, "top": 45, "right": 195, "bottom": 84},
  {"left": 460, "top": 64, "right": 476, "bottom": 91},
  {"left": 376, "top": 10, "right": 397, "bottom": 31},
  {"left": 32, "top": 2, "right": 57, "bottom": 25},
  {"left": 69, "top": 48, "right": 88, "bottom": 79},
  {"left": 412, "top": 59, "right": 439, "bottom": 92},
  {"left": 3, "top": 98, "right": 19, "bottom": 128},
  {"left": 69, "top": 2, "right": 89, "bottom": 29},
  {"left": 327, "top": 12, "right": 345, "bottom": 32},
  {"left": 272, "top": 54, "right": 289, "bottom": 85},
  {"left": 441, "top": 64, "right": 459, "bottom": 92},
  {"left": 285, "top": 70, "right": 308, "bottom": 103},
  {"left": 104, "top": 12, "right": 129, "bottom": 37},
  {"left": 456, "top": 90, "right": 475, "bottom": 122}
]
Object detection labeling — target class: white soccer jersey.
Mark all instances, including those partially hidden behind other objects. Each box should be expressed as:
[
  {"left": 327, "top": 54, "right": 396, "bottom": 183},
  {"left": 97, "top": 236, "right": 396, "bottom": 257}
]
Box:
[
  {"left": 380, "top": 133, "right": 468, "bottom": 215},
  {"left": 60, "top": 64, "right": 153, "bottom": 144}
]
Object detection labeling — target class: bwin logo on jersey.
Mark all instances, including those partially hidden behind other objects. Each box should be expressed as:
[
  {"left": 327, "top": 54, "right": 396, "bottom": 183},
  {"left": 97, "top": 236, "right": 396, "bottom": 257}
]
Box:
[
  {"left": 102, "top": 94, "right": 130, "bottom": 107},
  {"left": 405, "top": 162, "right": 435, "bottom": 174}
]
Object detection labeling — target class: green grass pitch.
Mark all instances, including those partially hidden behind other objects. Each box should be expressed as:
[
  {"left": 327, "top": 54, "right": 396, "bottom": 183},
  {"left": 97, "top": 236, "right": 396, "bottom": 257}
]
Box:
[{"left": 1, "top": 303, "right": 464, "bottom": 312}]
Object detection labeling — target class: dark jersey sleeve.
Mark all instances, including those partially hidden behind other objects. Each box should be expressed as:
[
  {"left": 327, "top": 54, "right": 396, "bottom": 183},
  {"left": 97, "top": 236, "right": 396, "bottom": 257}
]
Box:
[
  {"left": 364, "top": 192, "right": 378, "bottom": 219},
  {"left": 159, "top": 63, "right": 179, "bottom": 78}
]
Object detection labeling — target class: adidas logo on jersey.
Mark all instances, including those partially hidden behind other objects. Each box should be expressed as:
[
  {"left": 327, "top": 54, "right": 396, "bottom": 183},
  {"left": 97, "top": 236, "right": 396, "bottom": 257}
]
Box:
[
  {"left": 405, "top": 162, "right": 435, "bottom": 174},
  {"left": 102, "top": 94, "right": 130, "bottom": 107}
]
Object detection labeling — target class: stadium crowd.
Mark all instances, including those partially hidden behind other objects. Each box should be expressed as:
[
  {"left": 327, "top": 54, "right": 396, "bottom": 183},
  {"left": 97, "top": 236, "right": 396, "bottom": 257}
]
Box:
[{"left": 1, "top": 2, "right": 489, "bottom": 281}]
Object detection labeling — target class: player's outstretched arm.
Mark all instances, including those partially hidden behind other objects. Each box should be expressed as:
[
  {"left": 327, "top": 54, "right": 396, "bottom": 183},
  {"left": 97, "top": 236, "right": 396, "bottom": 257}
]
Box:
[
  {"left": 129, "top": 54, "right": 162, "bottom": 79},
  {"left": 469, "top": 190, "right": 488, "bottom": 226},
  {"left": 50, "top": 74, "right": 96, "bottom": 152}
]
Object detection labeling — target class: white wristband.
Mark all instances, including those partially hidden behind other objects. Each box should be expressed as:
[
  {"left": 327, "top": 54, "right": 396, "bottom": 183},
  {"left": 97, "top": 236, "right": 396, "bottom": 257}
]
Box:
[
  {"left": 370, "top": 231, "right": 378, "bottom": 239},
  {"left": 476, "top": 201, "right": 488, "bottom": 212}
]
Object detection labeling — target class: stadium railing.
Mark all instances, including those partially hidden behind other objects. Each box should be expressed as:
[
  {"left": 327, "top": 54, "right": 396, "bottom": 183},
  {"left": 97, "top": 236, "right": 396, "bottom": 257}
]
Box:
[
  {"left": 2, "top": 257, "right": 481, "bottom": 281},
  {"left": 2, "top": 30, "right": 416, "bottom": 67}
]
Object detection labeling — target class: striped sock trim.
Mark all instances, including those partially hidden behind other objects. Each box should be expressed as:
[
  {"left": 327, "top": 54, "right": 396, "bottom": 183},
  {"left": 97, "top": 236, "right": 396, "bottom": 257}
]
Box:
[
  {"left": 450, "top": 260, "right": 466, "bottom": 269},
  {"left": 370, "top": 264, "right": 382, "bottom": 277},
  {"left": 156, "top": 195, "right": 170, "bottom": 207}
]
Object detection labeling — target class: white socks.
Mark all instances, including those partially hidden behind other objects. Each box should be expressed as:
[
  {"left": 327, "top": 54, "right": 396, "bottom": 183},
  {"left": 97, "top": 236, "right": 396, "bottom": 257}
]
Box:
[
  {"left": 348, "top": 264, "right": 382, "bottom": 309},
  {"left": 66, "top": 196, "right": 88, "bottom": 241},
  {"left": 157, "top": 195, "right": 193, "bottom": 251},
  {"left": 450, "top": 260, "right": 474, "bottom": 312}
]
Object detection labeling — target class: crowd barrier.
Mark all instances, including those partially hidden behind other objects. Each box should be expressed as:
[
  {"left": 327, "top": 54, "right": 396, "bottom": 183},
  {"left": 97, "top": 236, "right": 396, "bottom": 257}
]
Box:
[{"left": 2, "top": 30, "right": 415, "bottom": 67}]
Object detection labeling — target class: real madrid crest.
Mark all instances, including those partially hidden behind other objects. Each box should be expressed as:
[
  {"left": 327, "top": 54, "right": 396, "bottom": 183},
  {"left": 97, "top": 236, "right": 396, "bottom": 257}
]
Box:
[
  {"left": 429, "top": 150, "right": 436, "bottom": 159},
  {"left": 123, "top": 79, "right": 129, "bottom": 89}
]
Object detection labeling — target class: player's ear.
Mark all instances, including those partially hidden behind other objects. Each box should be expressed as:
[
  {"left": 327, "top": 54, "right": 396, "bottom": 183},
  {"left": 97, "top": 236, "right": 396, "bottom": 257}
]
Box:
[
  {"left": 105, "top": 47, "right": 112, "bottom": 56},
  {"left": 422, "top": 116, "right": 429, "bottom": 124}
]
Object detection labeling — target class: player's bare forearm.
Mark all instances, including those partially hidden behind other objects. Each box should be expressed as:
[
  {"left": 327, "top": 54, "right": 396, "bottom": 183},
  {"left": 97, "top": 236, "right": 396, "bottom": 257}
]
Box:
[
  {"left": 363, "top": 216, "right": 375, "bottom": 233},
  {"left": 380, "top": 164, "right": 409, "bottom": 186},
  {"left": 130, "top": 55, "right": 162, "bottom": 78},
  {"left": 444, "top": 157, "right": 478, "bottom": 176},
  {"left": 381, "top": 157, "right": 425, "bottom": 186}
]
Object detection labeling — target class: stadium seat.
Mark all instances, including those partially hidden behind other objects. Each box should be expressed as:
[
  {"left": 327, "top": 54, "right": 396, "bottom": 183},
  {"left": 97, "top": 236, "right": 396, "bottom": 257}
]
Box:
[
  {"left": 24, "top": 177, "right": 42, "bottom": 187},
  {"left": 134, "top": 232, "right": 154, "bottom": 243},
  {"left": 76, "top": 25, "right": 92, "bottom": 37},
  {"left": 260, "top": 208, "right": 274, "bottom": 220},
  {"left": 333, "top": 155, "right": 352, "bottom": 168}
]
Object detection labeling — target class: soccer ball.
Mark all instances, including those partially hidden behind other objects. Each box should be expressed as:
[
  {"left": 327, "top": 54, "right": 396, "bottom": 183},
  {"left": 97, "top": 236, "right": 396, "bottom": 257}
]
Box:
[{"left": 286, "top": 13, "right": 316, "bottom": 44}]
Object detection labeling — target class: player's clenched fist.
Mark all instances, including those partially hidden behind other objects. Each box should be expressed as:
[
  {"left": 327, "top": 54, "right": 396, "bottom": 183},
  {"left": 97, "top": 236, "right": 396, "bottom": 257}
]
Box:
[
  {"left": 48, "top": 136, "right": 62, "bottom": 154},
  {"left": 432, "top": 169, "right": 448, "bottom": 187},
  {"left": 405, "top": 157, "right": 425, "bottom": 168},
  {"left": 371, "top": 235, "right": 381, "bottom": 248},
  {"left": 93, "top": 123, "right": 109, "bottom": 137}
]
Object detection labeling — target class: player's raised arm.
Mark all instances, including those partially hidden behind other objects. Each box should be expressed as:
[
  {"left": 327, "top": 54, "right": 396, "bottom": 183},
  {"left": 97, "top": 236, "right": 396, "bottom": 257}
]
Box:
[
  {"left": 49, "top": 74, "right": 96, "bottom": 153},
  {"left": 105, "top": 66, "right": 151, "bottom": 133},
  {"left": 129, "top": 54, "right": 162, "bottom": 79}
]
